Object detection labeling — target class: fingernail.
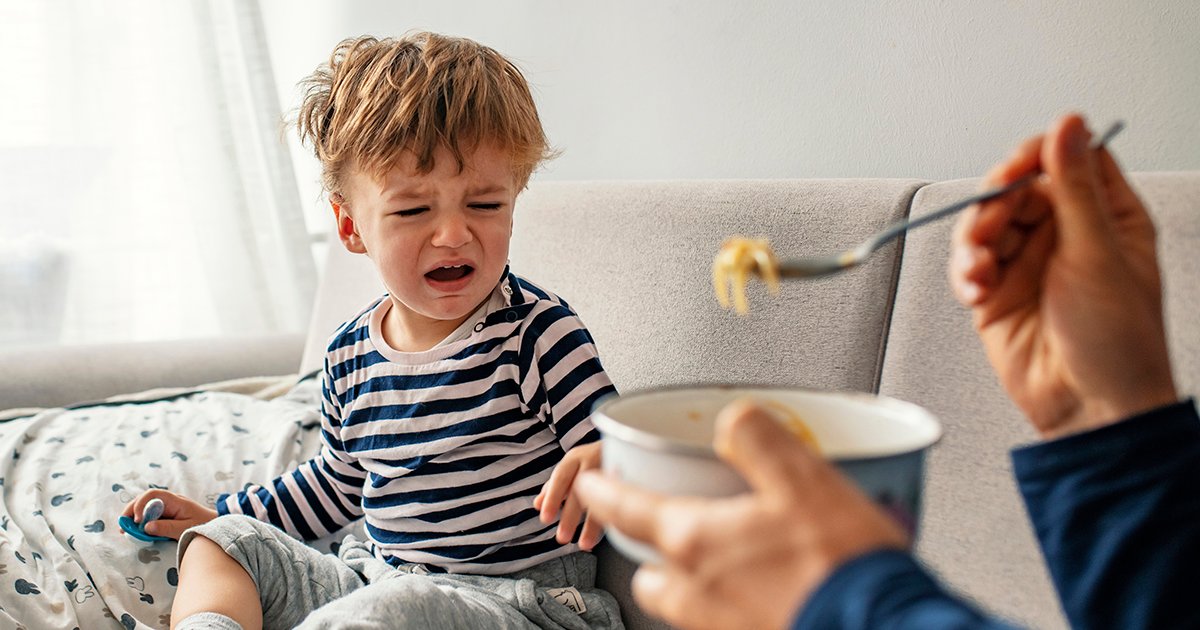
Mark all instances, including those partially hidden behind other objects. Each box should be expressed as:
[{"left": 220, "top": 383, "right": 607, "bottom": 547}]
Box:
[
  {"left": 961, "top": 282, "right": 981, "bottom": 304},
  {"left": 632, "top": 567, "right": 667, "bottom": 597},
  {"left": 951, "top": 245, "right": 970, "bottom": 274}
]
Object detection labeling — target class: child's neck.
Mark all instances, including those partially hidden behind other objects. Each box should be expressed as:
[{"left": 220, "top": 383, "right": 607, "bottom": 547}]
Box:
[{"left": 381, "top": 298, "right": 479, "bottom": 353}]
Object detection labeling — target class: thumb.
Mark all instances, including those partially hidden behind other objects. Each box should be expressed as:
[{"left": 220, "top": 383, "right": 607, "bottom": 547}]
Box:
[
  {"left": 142, "top": 519, "right": 189, "bottom": 541},
  {"left": 1041, "top": 114, "right": 1115, "bottom": 253},
  {"left": 713, "top": 399, "right": 821, "bottom": 499}
]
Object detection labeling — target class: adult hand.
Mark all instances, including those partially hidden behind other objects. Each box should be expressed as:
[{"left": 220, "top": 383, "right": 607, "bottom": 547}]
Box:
[
  {"left": 573, "top": 400, "right": 907, "bottom": 630},
  {"left": 121, "top": 490, "right": 218, "bottom": 540},
  {"left": 949, "top": 113, "right": 1177, "bottom": 439}
]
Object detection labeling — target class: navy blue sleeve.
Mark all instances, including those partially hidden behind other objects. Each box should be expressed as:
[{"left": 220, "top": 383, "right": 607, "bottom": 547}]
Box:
[
  {"left": 1012, "top": 399, "right": 1200, "bottom": 630},
  {"left": 792, "top": 549, "right": 1020, "bottom": 630}
]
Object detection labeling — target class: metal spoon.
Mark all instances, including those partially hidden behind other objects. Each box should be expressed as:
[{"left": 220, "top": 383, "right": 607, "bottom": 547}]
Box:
[{"left": 777, "top": 120, "right": 1125, "bottom": 279}]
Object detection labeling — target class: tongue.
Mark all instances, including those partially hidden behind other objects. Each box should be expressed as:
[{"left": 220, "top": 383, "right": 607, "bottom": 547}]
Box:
[{"left": 427, "top": 266, "right": 471, "bottom": 282}]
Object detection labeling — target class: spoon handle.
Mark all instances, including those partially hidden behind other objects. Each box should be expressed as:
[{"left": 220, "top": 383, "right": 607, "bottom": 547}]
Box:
[{"left": 788, "top": 120, "right": 1128, "bottom": 279}]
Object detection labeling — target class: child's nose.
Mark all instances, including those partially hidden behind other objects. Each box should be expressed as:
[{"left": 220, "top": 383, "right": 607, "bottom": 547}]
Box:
[{"left": 431, "top": 210, "right": 472, "bottom": 249}]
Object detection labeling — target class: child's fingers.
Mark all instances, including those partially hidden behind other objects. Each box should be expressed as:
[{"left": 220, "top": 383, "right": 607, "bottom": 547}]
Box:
[
  {"left": 123, "top": 491, "right": 158, "bottom": 522},
  {"left": 538, "top": 458, "right": 581, "bottom": 524},
  {"left": 578, "top": 513, "right": 604, "bottom": 551},
  {"left": 556, "top": 493, "right": 585, "bottom": 544},
  {"left": 142, "top": 518, "right": 186, "bottom": 541}
]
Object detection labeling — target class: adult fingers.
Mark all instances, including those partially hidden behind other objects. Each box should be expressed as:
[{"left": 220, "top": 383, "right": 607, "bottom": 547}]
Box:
[
  {"left": 972, "top": 217, "right": 1056, "bottom": 331},
  {"left": 712, "top": 399, "right": 823, "bottom": 501},
  {"left": 1094, "top": 148, "right": 1144, "bottom": 215},
  {"left": 1041, "top": 114, "right": 1114, "bottom": 253},
  {"left": 949, "top": 237, "right": 999, "bottom": 306},
  {"left": 578, "top": 514, "right": 604, "bottom": 551},
  {"left": 967, "top": 134, "right": 1044, "bottom": 245},
  {"left": 573, "top": 471, "right": 666, "bottom": 546},
  {"left": 632, "top": 565, "right": 748, "bottom": 630}
]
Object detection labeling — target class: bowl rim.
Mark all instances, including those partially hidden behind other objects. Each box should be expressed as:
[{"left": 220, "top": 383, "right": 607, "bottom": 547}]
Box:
[{"left": 590, "top": 384, "right": 944, "bottom": 462}]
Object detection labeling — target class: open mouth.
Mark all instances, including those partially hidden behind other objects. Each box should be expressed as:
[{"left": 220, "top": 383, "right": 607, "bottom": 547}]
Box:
[{"left": 425, "top": 264, "right": 474, "bottom": 282}]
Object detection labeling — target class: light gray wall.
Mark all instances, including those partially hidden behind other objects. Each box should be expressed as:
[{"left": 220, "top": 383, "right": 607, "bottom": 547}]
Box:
[{"left": 261, "top": 0, "right": 1200, "bottom": 228}]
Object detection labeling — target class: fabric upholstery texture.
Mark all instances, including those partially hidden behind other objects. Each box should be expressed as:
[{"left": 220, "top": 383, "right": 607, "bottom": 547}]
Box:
[
  {"left": 510, "top": 179, "right": 924, "bottom": 394},
  {"left": 0, "top": 333, "right": 303, "bottom": 411}
]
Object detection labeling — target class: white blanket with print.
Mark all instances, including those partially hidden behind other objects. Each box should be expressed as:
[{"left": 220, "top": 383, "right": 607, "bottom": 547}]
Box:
[{"left": 0, "top": 376, "right": 349, "bottom": 629}]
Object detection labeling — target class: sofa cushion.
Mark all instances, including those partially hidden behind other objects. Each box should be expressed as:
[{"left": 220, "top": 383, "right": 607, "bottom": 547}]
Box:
[{"left": 879, "top": 172, "right": 1200, "bottom": 630}]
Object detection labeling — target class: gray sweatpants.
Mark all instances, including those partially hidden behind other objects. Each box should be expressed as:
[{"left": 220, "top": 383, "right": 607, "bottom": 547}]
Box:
[{"left": 176, "top": 515, "right": 623, "bottom": 630}]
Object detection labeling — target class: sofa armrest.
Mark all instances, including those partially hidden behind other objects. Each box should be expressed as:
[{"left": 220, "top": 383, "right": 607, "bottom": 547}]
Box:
[{"left": 0, "top": 333, "right": 305, "bottom": 411}]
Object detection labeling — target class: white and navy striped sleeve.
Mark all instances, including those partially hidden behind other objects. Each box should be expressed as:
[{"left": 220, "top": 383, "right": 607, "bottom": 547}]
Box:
[
  {"left": 519, "top": 303, "right": 617, "bottom": 451},
  {"left": 216, "top": 360, "right": 368, "bottom": 539}
]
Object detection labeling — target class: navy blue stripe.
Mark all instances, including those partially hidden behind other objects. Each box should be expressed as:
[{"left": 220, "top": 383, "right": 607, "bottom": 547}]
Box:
[
  {"left": 516, "top": 277, "right": 553, "bottom": 303},
  {"left": 363, "top": 447, "right": 560, "bottom": 509},
  {"left": 413, "top": 527, "right": 561, "bottom": 563},
  {"left": 368, "top": 507, "right": 540, "bottom": 545},
  {"left": 343, "top": 379, "right": 522, "bottom": 430},
  {"left": 331, "top": 351, "right": 391, "bottom": 396},
  {"left": 311, "top": 459, "right": 362, "bottom": 523},
  {"left": 413, "top": 484, "right": 541, "bottom": 524},
  {"left": 352, "top": 350, "right": 518, "bottom": 395},
  {"left": 345, "top": 400, "right": 528, "bottom": 453},
  {"left": 294, "top": 462, "right": 343, "bottom": 535},
  {"left": 478, "top": 530, "right": 563, "bottom": 563},
  {"left": 360, "top": 416, "right": 546, "bottom": 475},
  {"left": 370, "top": 514, "right": 555, "bottom": 560},
  {"left": 274, "top": 474, "right": 318, "bottom": 540},
  {"left": 538, "top": 329, "right": 596, "bottom": 378}
]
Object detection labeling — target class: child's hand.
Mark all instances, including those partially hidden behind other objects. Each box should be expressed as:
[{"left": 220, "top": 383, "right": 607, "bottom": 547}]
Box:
[
  {"left": 534, "top": 441, "right": 603, "bottom": 550},
  {"left": 121, "top": 490, "right": 219, "bottom": 541}
]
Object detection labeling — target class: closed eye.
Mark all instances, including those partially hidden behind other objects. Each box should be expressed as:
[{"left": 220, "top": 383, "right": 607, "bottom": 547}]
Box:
[
  {"left": 469, "top": 203, "right": 503, "bottom": 211},
  {"left": 393, "top": 207, "right": 428, "bottom": 217}
]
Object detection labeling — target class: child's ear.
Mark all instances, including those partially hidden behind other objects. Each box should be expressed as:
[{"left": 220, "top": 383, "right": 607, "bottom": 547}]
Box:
[{"left": 331, "top": 194, "right": 367, "bottom": 254}]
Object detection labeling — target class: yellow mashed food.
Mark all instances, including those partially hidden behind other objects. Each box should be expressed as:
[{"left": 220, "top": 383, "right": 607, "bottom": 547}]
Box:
[{"left": 763, "top": 400, "right": 820, "bottom": 452}]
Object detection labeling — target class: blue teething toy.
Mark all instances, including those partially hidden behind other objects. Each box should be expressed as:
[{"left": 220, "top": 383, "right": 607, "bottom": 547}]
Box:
[{"left": 119, "top": 497, "right": 170, "bottom": 542}]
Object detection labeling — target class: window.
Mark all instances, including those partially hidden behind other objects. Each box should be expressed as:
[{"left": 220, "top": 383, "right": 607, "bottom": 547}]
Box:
[{"left": 0, "top": 1, "right": 315, "bottom": 349}]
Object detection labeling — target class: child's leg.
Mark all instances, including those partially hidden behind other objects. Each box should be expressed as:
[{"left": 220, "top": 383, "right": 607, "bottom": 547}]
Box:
[
  {"left": 295, "top": 551, "right": 621, "bottom": 629},
  {"left": 173, "top": 515, "right": 366, "bottom": 630},
  {"left": 172, "top": 534, "right": 261, "bottom": 630}
]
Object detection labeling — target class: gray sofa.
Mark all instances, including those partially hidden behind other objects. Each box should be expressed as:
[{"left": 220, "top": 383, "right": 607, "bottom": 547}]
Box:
[{"left": 2, "top": 174, "right": 1197, "bottom": 629}]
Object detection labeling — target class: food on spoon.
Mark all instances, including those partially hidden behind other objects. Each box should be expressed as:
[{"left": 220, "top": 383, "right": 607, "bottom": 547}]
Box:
[{"left": 713, "top": 237, "right": 780, "bottom": 315}]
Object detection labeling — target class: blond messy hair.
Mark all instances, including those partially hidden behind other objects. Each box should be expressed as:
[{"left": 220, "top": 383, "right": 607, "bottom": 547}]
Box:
[{"left": 296, "top": 32, "right": 555, "bottom": 196}]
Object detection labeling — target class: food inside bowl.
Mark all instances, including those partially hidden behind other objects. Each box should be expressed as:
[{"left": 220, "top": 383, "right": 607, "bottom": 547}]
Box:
[
  {"left": 763, "top": 400, "right": 820, "bottom": 452},
  {"left": 686, "top": 399, "right": 820, "bottom": 451}
]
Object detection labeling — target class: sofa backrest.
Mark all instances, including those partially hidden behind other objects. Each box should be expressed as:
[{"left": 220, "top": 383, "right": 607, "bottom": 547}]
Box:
[
  {"left": 880, "top": 172, "right": 1200, "bottom": 630},
  {"left": 510, "top": 179, "right": 924, "bottom": 394}
]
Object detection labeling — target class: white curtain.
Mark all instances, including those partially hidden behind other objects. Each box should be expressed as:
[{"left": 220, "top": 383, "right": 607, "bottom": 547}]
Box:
[{"left": 0, "top": 0, "right": 315, "bottom": 349}]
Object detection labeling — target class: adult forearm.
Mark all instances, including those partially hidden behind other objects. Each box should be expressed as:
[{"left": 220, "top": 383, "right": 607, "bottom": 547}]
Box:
[
  {"left": 1014, "top": 399, "right": 1200, "bottom": 630},
  {"left": 792, "top": 549, "right": 1020, "bottom": 630}
]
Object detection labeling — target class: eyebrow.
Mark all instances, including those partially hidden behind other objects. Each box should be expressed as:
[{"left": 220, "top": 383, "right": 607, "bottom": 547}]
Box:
[{"left": 383, "top": 184, "right": 511, "bottom": 200}]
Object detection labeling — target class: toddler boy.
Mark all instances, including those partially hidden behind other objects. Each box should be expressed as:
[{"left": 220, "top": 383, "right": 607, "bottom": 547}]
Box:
[{"left": 124, "top": 32, "right": 621, "bottom": 630}]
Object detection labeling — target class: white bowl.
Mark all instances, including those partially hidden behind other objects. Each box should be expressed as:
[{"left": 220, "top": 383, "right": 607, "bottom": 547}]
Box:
[{"left": 591, "top": 386, "right": 942, "bottom": 563}]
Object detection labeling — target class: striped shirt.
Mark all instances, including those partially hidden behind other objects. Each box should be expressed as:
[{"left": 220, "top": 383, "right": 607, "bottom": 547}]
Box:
[{"left": 217, "top": 270, "right": 618, "bottom": 574}]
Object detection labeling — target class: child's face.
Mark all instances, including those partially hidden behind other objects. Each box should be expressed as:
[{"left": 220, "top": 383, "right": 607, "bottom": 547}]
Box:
[{"left": 335, "top": 142, "right": 518, "bottom": 331}]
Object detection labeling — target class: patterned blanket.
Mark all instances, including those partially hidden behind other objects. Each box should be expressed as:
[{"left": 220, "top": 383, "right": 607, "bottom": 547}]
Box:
[{"left": 0, "top": 375, "right": 349, "bottom": 629}]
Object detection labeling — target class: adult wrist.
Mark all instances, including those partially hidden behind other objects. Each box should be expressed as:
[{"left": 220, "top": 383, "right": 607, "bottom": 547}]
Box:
[{"left": 1041, "top": 385, "right": 1179, "bottom": 441}]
